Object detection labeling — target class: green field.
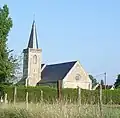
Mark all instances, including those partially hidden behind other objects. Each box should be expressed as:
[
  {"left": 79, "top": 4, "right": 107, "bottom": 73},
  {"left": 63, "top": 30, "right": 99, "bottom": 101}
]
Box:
[{"left": 0, "top": 103, "right": 120, "bottom": 118}]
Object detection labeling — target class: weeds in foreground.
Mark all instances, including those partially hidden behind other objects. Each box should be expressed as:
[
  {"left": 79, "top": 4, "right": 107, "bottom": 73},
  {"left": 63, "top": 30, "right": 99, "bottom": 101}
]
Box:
[{"left": 0, "top": 102, "right": 120, "bottom": 118}]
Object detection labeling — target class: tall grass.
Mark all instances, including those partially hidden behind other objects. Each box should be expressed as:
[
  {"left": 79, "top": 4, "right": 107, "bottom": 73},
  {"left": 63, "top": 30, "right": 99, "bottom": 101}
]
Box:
[{"left": 0, "top": 102, "right": 120, "bottom": 118}]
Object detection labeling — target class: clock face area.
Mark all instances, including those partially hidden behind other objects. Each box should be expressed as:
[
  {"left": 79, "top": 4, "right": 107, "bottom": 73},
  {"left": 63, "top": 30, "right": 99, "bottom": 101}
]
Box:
[{"left": 75, "top": 74, "right": 81, "bottom": 81}]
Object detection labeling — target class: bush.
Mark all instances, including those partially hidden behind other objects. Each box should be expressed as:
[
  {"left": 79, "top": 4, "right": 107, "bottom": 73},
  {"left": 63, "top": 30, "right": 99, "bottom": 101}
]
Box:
[
  {"left": 0, "top": 85, "right": 57, "bottom": 103},
  {"left": 0, "top": 85, "right": 120, "bottom": 104}
]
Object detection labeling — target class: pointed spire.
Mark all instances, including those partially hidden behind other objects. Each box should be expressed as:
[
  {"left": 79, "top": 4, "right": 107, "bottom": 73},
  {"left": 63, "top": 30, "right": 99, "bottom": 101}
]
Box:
[{"left": 28, "top": 20, "right": 38, "bottom": 49}]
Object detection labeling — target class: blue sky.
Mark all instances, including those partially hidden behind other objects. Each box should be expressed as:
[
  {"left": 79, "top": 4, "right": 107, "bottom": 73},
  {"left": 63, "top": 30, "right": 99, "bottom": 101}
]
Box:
[{"left": 1, "top": 0, "right": 120, "bottom": 84}]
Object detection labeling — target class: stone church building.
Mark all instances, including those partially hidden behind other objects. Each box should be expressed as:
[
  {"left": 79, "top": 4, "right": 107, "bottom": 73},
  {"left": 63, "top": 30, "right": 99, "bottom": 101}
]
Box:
[{"left": 19, "top": 21, "right": 92, "bottom": 90}]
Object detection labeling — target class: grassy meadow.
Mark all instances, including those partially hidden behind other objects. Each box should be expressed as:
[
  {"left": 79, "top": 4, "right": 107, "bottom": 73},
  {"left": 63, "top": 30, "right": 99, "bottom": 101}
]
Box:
[
  {"left": 0, "top": 102, "right": 120, "bottom": 118},
  {"left": 0, "top": 86, "right": 120, "bottom": 117}
]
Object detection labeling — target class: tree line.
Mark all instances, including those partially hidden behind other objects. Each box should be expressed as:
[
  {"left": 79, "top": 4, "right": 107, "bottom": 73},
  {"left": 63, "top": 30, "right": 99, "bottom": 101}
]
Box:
[{"left": 0, "top": 4, "right": 22, "bottom": 85}]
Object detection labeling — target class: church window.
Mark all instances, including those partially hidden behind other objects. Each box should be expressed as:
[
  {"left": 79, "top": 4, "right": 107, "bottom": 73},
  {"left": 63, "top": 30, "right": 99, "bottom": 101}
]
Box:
[{"left": 33, "top": 55, "right": 37, "bottom": 64}]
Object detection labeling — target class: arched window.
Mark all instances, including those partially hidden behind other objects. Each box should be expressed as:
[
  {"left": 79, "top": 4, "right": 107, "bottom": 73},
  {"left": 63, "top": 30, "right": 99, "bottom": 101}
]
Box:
[{"left": 33, "top": 55, "right": 37, "bottom": 64}]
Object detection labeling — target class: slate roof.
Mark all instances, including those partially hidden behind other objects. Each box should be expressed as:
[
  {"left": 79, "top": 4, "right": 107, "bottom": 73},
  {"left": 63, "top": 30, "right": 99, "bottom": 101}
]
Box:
[
  {"left": 38, "top": 61, "right": 77, "bottom": 84},
  {"left": 41, "top": 64, "right": 45, "bottom": 68}
]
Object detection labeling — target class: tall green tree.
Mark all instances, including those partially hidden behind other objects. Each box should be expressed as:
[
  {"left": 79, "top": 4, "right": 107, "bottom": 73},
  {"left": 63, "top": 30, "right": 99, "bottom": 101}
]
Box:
[
  {"left": 0, "top": 5, "right": 17, "bottom": 84},
  {"left": 114, "top": 74, "right": 120, "bottom": 88},
  {"left": 89, "top": 75, "right": 98, "bottom": 88}
]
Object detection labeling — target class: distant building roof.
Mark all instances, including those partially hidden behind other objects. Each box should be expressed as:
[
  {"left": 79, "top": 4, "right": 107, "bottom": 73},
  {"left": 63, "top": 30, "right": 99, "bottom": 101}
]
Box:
[
  {"left": 38, "top": 61, "right": 77, "bottom": 84},
  {"left": 95, "top": 84, "right": 113, "bottom": 89}
]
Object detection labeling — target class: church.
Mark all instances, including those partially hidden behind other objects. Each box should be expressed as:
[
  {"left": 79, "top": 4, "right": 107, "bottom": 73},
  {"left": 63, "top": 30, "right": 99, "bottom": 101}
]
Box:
[{"left": 19, "top": 21, "right": 92, "bottom": 90}]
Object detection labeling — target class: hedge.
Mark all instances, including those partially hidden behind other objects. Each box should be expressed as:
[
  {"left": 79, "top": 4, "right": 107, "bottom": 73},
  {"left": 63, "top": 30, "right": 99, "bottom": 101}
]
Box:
[{"left": 0, "top": 85, "right": 120, "bottom": 104}]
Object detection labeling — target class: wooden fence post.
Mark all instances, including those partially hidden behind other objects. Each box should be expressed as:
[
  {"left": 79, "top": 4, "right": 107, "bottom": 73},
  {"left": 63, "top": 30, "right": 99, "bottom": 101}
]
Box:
[
  {"left": 25, "top": 78, "right": 28, "bottom": 109},
  {"left": 57, "top": 80, "right": 62, "bottom": 101},
  {"left": 4, "top": 93, "right": 8, "bottom": 104},
  {"left": 99, "top": 83, "right": 103, "bottom": 118},
  {"left": 25, "top": 89, "right": 28, "bottom": 109},
  {"left": 13, "top": 86, "right": 17, "bottom": 104},
  {"left": 0, "top": 96, "right": 3, "bottom": 103},
  {"left": 41, "top": 90, "right": 43, "bottom": 101},
  {"left": 77, "top": 86, "right": 81, "bottom": 105}
]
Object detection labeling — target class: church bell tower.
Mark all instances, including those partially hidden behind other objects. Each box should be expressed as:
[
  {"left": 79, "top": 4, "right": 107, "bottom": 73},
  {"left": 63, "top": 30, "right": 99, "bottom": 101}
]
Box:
[{"left": 23, "top": 20, "right": 42, "bottom": 86}]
